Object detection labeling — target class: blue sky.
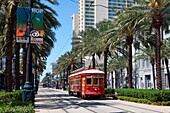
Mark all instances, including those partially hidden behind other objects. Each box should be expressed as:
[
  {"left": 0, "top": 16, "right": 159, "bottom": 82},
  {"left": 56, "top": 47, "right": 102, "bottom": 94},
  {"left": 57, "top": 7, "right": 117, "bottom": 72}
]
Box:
[{"left": 41, "top": 0, "right": 78, "bottom": 80}]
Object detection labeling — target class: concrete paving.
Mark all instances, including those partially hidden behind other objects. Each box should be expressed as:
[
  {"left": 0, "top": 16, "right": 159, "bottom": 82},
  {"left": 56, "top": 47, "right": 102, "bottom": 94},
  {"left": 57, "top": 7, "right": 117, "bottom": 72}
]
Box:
[{"left": 35, "top": 87, "right": 170, "bottom": 113}]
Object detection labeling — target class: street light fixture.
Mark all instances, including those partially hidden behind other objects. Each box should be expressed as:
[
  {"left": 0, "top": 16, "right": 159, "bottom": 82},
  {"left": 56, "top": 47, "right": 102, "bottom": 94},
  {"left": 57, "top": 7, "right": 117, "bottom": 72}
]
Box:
[{"left": 148, "top": 0, "right": 162, "bottom": 90}]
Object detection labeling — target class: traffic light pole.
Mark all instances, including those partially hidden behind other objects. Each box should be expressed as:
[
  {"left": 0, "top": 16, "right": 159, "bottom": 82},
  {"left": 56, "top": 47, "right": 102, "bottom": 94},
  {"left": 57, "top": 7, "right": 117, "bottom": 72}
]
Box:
[{"left": 22, "top": 0, "right": 34, "bottom": 103}]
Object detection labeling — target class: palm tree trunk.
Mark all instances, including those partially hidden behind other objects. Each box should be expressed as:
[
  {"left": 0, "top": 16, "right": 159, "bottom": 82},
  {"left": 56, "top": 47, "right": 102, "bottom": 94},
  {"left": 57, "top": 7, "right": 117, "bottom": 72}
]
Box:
[
  {"left": 66, "top": 67, "right": 70, "bottom": 85},
  {"left": 111, "top": 71, "right": 114, "bottom": 88},
  {"left": 104, "top": 48, "right": 108, "bottom": 88},
  {"left": 153, "top": 14, "right": 162, "bottom": 90},
  {"left": 92, "top": 54, "right": 95, "bottom": 68},
  {"left": 165, "top": 57, "right": 170, "bottom": 89},
  {"left": 5, "top": 3, "right": 15, "bottom": 92},
  {"left": 59, "top": 72, "right": 62, "bottom": 88},
  {"left": 155, "top": 28, "right": 162, "bottom": 90},
  {"left": 15, "top": 43, "right": 20, "bottom": 90},
  {"left": 151, "top": 58, "right": 155, "bottom": 89},
  {"left": 120, "top": 68, "right": 123, "bottom": 87},
  {"left": 80, "top": 57, "right": 83, "bottom": 68},
  {"left": 115, "top": 70, "right": 117, "bottom": 88},
  {"left": 126, "top": 36, "right": 133, "bottom": 88}
]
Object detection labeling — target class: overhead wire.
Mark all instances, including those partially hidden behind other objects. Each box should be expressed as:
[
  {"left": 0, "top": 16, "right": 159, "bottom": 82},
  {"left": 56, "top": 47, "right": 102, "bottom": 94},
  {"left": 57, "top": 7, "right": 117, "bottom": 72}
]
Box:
[
  {"left": 53, "top": 0, "right": 79, "bottom": 61},
  {"left": 70, "top": 0, "right": 78, "bottom": 3},
  {"left": 54, "top": 0, "right": 95, "bottom": 61}
]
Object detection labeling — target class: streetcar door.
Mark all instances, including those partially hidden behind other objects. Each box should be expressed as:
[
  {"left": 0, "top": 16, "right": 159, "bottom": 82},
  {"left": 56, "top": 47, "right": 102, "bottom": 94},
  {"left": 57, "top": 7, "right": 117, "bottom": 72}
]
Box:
[{"left": 82, "top": 76, "right": 85, "bottom": 95}]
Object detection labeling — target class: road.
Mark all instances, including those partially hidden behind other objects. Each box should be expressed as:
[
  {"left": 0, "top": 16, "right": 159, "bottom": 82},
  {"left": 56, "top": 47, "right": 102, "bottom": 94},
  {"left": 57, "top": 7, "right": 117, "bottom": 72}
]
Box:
[{"left": 35, "top": 87, "right": 170, "bottom": 113}]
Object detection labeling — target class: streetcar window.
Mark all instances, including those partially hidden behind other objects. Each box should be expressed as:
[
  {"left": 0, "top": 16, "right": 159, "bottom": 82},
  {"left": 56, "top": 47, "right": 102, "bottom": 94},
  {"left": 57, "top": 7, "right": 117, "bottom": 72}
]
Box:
[
  {"left": 86, "top": 78, "right": 91, "bottom": 85},
  {"left": 76, "top": 78, "right": 80, "bottom": 85},
  {"left": 99, "top": 78, "right": 104, "bottom": 85},
  {"left": 93, "top": 77, "right": 98, "bottom": 85}
]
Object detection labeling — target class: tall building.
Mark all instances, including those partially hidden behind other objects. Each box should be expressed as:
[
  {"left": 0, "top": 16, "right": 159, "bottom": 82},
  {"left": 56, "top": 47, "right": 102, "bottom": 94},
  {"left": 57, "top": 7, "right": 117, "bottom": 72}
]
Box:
[
  {"left": 72, "top": 0, "right": 136, "bottom": 45},
  {"left": 74, "top": 0, "right": 136, "bottom": 33},
  {"left": 72, "top": 14, "right": 79, "bottom": 38},
  {"left": 50, "top": 62, "right": 57, "bottom": 74}
]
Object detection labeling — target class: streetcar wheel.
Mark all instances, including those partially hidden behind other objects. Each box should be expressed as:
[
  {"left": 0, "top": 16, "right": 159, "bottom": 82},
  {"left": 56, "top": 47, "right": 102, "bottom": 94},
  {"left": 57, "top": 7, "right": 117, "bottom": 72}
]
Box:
[
  {"left": 77, "top": 92, "right": 80, "bottom": 97},
  {"left": 82, "top": 95, "right": 86, "bottom": 99},
  {"left": 81, "top": 95, "right": 85, "bottom": 99}
]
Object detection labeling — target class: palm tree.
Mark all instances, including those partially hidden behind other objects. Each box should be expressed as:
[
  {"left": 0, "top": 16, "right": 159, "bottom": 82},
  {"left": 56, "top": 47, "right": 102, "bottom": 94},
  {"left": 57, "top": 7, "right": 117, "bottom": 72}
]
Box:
[
  {"left": 79, "top": 27, "right": 101, "bottom": 68},
  {"left": 96, "top": 20, "right": 118, "bottom": 88},
  {"left": 135, "top": 0, "right": 170, "bottom": 90},
  {"left": 5, "top": 0, "right": 17, "bottom": 92},
  {"left": 115, "top": 6, "right": 149, "bottom": 88},
  {"left": 3, "top": 0, "right": 60, "bottom": 91},
  {"left": 20, "top": 0, "right": 61, "bottom": 87},
  {"left": 108, "top": 55, "right": 128, "bottom": 88},
  {"left": 14, "top": 42, "right": 20, "bottom": 90},
  {"left": 0, "top": 3, "right": 6, "bottom": 57},
  {"left": 56, "top": 50, "right": 81, "bottom": 84}
]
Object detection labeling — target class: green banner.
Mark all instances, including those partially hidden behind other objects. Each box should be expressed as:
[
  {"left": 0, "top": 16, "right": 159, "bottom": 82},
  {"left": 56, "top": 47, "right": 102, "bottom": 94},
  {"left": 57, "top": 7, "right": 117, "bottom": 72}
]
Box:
[{"left": 16, "top": 6, "right": 44, "bottom": 44}]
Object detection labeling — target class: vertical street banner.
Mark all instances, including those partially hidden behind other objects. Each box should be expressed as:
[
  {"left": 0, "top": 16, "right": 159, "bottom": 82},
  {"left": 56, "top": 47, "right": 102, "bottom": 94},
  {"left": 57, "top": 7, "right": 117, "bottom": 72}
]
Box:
[{"left": 16, "top": 6, "right": 44, "bottom": 44}]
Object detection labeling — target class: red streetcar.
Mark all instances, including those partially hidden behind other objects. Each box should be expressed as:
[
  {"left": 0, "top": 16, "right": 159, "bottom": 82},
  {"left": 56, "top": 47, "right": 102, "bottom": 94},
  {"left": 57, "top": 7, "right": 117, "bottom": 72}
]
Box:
[{"left": 68, "top": 67, "right": 105, "bottom": 99}]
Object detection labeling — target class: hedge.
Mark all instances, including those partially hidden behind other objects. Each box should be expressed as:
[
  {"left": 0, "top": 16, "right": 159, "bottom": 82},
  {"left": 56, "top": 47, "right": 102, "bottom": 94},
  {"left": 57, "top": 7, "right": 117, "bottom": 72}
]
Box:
[
  {"left": 116, "top": 88, "right": 170, "bottom": 102},
  {"left": 0, "top": 90, "right": 34, "bottom": 113}
]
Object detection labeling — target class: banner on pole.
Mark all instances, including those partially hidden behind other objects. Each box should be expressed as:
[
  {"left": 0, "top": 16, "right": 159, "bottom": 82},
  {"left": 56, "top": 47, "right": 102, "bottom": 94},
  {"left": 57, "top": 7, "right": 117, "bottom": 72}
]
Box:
[{"left": 16, "top": 7, "right": 44, "bottom": 44}]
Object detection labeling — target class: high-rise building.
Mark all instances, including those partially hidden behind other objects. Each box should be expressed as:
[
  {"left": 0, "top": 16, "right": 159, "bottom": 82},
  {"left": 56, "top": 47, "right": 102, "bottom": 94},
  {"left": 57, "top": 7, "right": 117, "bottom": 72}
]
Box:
[
  {"left": 73, "top": 0, "right": 136, "bottom": 34},
  {"left": 72, "top": 14, "right": 79, "bottom": 38},
  {"left": 50, "top": 62, "right": 57, "bottom": 74}
]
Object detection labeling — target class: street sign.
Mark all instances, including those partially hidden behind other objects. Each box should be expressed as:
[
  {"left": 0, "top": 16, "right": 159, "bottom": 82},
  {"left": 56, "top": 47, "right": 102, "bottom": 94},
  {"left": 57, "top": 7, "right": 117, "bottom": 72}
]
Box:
[{"left": 16, "top": 7, "right": 44, "bottom": 44}]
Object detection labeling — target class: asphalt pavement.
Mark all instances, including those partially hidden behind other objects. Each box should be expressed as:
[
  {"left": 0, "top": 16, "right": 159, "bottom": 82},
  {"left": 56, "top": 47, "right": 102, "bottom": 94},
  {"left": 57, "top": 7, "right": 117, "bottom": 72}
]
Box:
[{"left": 34, "top": 87, "right": 170, "bottom": 113}]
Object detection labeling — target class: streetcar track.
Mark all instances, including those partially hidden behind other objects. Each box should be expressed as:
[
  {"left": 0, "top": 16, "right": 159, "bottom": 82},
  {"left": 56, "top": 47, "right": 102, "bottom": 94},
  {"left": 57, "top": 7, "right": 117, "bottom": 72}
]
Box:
[
  {"left": 38, "top": 89, "right": 166, "bottom": 113},
  {"left": 87, "top": 99, "right": 134, "bottom": 113},
  {"left": 42, "top": 89, "right": 136, "bottom": 113},
  {"left": 40, "top": 89, "right": 69, "bottom": 113},
  {"left": 89, "top": 99, "right": 164, "bottom": 113},
  {"left": 42, "top": 89, "right": 98, "bottom": 113},
  {"left": 113, "top": 102, "right": 163, "bottom": 113},
  {"left": 53, "top": 91, "right": 130, "bottom": 113}
]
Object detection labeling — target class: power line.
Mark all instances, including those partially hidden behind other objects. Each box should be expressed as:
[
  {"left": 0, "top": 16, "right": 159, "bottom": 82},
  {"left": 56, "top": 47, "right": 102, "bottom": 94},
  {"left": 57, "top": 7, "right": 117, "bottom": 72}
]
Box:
[
  {"left": 54, "top": 0, "right": 80, "bottom": 60},
  {"left": 54, "top": 19, "right": 80, "bottom": 60},
  {"left": 54, "top": 35, "right": 72, "bottom": 60},
  {"left": 54, "top": 0, "right": 95, "bottom": 61},
  {"left": 70, "top": 0, "right": 78, "bottom": 3}
]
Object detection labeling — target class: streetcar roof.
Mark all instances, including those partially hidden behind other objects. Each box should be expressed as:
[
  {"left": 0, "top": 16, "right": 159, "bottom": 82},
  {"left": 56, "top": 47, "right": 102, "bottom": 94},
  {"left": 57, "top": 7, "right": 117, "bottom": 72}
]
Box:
[{"left": 69, "top": 69, "right": 104, "bottom": 77}]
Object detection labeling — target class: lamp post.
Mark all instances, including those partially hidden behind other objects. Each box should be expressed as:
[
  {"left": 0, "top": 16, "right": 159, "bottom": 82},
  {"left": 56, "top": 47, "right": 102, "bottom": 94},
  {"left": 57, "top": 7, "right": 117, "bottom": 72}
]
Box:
[
  {"left": 148, "top": 0, "right": 162, "bottom": 90},
  {"left": 22, "top": 0, "right": 34, "bottom": 102}
]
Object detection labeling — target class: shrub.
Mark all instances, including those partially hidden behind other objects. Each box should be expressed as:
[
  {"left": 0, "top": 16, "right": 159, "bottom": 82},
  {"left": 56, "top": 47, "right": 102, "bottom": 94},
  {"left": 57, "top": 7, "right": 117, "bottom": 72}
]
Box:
[
  {"left": 116, "top": 88, "right": 170, "bottom": 102},
  {"left": 0, "top": 90, "right": 34, "bottom": 113},
  {"left": 161, "top": 101, "right": 170, "bottom": 106},
  {"left": 0, "top": 104, "right": 34, "bottom": 113}
]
